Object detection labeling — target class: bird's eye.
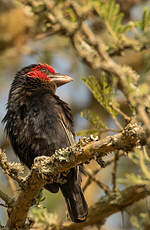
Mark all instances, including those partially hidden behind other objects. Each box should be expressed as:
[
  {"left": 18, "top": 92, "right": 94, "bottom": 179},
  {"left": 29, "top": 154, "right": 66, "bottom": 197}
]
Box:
[{"left": 42, "top": 68, "right": 48, "bottom": 74}]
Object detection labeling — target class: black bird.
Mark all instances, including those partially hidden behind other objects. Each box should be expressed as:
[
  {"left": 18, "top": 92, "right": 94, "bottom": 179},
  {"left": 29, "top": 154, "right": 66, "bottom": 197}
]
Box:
[{"left": 3, "top": 64, "right": 88, "bottom": 223}]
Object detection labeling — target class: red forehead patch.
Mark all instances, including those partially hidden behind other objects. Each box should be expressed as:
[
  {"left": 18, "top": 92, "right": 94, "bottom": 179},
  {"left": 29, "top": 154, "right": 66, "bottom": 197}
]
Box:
[
  {"left": 31, "top": 64, "right": 56, "bottom": 74},
  {"left": 25, "top": 70, "right": 50, "bottom": 81}
]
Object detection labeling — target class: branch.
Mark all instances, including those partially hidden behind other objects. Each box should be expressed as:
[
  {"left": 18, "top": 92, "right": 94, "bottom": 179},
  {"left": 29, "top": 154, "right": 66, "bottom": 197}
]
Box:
[
  {"left": 0, "top": 149, "right": 26, "bottom": 187},
  {"left": 61, "top": 184, "right": 150, "bottom": 230},
  {"left": 7, "top": 166, "right": 44, "bottom": 228},
  {"left": 5, "top": 120, "right": 144, "bottom": 229},
  {"left": 0, "top": 189, "right": 14, "bottom": 207},
  {"left": 84, "top": 169, "right": 110, "bottom": 194},
  {"left": 83, "top": 169, "right": 99, "bottom": 192}
]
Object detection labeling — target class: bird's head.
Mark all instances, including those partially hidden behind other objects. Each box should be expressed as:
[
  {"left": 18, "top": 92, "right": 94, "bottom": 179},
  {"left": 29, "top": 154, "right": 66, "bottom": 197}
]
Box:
[{"left": 18, "top": 64, "right": 73, "bottom": 92}]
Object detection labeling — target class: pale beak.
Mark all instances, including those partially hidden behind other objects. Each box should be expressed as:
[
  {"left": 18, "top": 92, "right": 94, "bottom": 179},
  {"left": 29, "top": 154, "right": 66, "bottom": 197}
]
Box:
[{"left": 49, "top": 73, "right": 73, "bottom": 87}]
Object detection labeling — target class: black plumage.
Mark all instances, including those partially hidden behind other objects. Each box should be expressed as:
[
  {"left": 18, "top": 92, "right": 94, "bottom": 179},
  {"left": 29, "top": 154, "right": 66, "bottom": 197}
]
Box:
[{"left": 3, "top": 64, "right": 88, "bottom": 223}]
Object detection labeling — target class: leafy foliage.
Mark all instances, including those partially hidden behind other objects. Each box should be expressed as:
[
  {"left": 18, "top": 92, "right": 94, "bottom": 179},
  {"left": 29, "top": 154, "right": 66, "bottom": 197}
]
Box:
[
  {"left": 93, "top": 0, "right": 150, "bottom": 39},
  {"left": 82, "top": 74, "right": 116, "bottom": 117},
  {"left": 78, "top": 74, "right": 121, "bottom": 136},
  {"left": 81, "top": 110, "right": 107, "bottom": 130},
  {"left": 118, "top": 148, "right": 150, "bottom": 185},
  {"left": 92, "top": 0, "right": 130, "bottom": 40},
  {"left": 137, "top": 8, "right": 150, "bottom": 32},
  {"left": 77, "top": 110, "right": 107, "bottom": 136}
]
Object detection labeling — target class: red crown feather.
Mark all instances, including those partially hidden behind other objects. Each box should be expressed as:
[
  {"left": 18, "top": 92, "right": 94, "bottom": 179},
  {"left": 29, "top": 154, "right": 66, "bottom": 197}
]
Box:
[
  {"left": 25, "top": 64, "right": 56, "bottom": 81},
  {"left": 25, "top": 70, "right": 50, "bottom": 81},
  {"left": 31, "top": 64, "right": 56, "bottom": 74}
]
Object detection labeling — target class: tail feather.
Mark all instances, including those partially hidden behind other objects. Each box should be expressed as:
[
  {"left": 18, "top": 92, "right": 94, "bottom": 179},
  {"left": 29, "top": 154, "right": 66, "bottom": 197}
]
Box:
[
  {"left": 45, "top": 167, "right": 88, "bottom": 223},
  {"left": 60, "top": 168, "right": 88, "bottom": 223}
]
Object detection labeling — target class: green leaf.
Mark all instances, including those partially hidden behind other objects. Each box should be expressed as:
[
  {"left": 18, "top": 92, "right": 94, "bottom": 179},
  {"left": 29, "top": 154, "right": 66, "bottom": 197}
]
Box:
[
  {"left": 77, "top": 110, "right": 107, "bottom": 136},
  {"left": 139, "top": 8, "right": 150, "bottom": 32},
  {"left": 93, "top": 0, "right": 129, "bottom": 40},
  {"left": 82, "top": 75, "right": 116, "bottom": 117}
]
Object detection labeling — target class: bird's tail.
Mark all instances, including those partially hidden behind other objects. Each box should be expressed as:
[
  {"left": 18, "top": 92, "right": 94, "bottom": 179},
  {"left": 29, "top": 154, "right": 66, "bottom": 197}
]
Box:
[{"left": 60, "top": 168, "right": 88, "bottom": 223}]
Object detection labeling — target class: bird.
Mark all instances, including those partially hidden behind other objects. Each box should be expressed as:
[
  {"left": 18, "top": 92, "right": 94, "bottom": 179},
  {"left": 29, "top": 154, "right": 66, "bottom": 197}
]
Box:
[{"left": 3, "top": 63, "right": 88, "bottom": 223}]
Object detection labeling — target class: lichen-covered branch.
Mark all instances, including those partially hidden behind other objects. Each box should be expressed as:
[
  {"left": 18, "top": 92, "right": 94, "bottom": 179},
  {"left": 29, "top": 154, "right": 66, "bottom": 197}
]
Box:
[
  {"left": 0, "top": 189, "right": 14, "bottom": 207},
  {"left": 32, "top": 120, "right": 144, "bottom": 177},
  {"left": 4, "top": 120, "right": 145, "bottom": 229},
  {"left": 7, "top": 167, "right": 44, "bottom": 229},
  {"left": 0, "top": 149, "right": 26, "bottom": 187}
]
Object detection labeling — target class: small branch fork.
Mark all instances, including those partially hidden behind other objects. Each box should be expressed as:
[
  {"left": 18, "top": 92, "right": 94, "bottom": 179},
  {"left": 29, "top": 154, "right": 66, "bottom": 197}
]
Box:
[
  {"left": 84, "top": 169, "right": 111, "bottom": 194},
  {"left": 0, "top": 120, "right": 145, "bottom": 229},
  {"left": 83, "top": 169, "right": 99, "bottom": 192}
]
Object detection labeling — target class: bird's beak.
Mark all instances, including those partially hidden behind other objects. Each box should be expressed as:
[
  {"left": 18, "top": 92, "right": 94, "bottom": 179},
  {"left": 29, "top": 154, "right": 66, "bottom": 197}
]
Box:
[{"left": 49, "top": 73, "right": 73, "bottom": 87}]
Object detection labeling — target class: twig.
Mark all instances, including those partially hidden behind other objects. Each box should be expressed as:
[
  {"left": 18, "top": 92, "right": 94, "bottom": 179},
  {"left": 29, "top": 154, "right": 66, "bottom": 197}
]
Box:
[
  {"left": 137, "top": 105, "right": 150, "bottom": 132},
  {"left": 6, "top": 175, "right": 17, "bottom": 196},
  {"left": 0, "top": 149, "right": 26, "bottom": 188},
  {"left": 83, "top": 150, "right": 124, "bottom": 192},
  {"left": 105, "top": 151, "right": 125, "bottom": 167},
  {"left": 85, "top": 169, "right": 110, "bottom": 194},
  {"left": 83, "top": 169, "right": 99, "bottom": 192},
  {"left": 0, "top": 203, "right": 9, "bottom": 208},
  {"left": 110, "top": 102, "right": 130, "bottom": 121},
  {"left": 0, "top": 189, "right": 14, "bottom": 207}
]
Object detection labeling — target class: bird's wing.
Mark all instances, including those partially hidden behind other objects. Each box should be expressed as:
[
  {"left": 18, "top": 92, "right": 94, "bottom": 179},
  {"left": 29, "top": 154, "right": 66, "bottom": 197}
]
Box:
[
  {"left": 58, "top": 109, "right": 75, "bottom": 146},
  {"left": 54, "top": 94, "right": 75, "bottom": 145}
]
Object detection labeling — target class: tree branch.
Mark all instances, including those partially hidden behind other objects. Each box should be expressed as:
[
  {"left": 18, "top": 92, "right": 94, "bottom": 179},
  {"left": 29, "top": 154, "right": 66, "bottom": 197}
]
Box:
[
  {"left": 0, "top": 189, "right": 14, "bottom": 207},
  {"left": 85, "top": 169, "right": 110, "bottom": 194},
  {"left": 3, "top": 120, "right": 144, "bottom": 229},
  {"left": 0, "top": 149, "right": 26, "bottom": 187},
  {"left": 61, "top": 184, "right": 150, "bottom": 230}
]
